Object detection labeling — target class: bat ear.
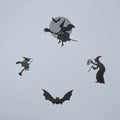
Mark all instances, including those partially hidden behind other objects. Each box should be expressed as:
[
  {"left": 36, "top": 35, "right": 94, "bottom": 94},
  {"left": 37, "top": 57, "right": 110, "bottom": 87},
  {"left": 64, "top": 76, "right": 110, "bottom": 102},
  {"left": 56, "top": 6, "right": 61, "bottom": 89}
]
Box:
[
  {"left": 70, "top": 89, "right": 73, "bottom": 94},
  {"left": 42, "top": 89, "right": 45, "bottom": 93}
]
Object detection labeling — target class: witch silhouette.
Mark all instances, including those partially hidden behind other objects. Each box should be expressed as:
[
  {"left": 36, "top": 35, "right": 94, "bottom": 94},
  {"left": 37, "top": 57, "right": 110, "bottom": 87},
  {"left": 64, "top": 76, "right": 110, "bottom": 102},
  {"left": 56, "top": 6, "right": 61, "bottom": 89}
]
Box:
[
  {"left": 87, "top": 56, "right": 106, "bottom": 84},
  {"left": 44, "top": 17, "right": 77, "bottom": 47},
  {"left": 16, "top": 57, "right": 33, "bottom": 76}
]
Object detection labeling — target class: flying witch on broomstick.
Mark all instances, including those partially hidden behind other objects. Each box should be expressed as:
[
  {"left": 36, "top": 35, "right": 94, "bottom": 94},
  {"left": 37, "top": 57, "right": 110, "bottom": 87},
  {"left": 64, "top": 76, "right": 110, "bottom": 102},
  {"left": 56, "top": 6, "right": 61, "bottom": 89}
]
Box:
[
  {"left": 16, "top": 57, "right": 33, "bottom": 76},
  {"left": 44, "top": 18, "right": 77, "bottom": 47}
]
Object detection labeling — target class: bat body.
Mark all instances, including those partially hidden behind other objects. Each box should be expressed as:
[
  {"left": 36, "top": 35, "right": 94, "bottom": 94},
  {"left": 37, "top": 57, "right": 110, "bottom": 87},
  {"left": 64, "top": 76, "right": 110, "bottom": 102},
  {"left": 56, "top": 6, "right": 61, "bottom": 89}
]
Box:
[{"left": 42, "top": 89, "right": 73, "bottom": 104}]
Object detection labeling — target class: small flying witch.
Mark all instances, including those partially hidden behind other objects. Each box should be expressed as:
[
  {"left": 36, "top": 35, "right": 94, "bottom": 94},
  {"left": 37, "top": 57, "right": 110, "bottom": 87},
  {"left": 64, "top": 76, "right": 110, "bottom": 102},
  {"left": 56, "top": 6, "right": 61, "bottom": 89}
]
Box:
[
  {"left": 87, "top": 56, "right": 106, "bottom": 84},
  {"left": 16, "top": 57, "right": 33, "bottom": 76}
]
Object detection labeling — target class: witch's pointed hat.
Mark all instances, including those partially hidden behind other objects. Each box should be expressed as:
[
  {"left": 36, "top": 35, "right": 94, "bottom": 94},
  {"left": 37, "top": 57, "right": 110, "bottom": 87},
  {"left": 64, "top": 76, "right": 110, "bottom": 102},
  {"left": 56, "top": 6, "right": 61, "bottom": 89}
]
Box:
[
  {"left": 23, "top": 57, "right": 31, "bottom": 62},
  {"left": 95, "top": 56, "right": 102, "bottom": 61}
]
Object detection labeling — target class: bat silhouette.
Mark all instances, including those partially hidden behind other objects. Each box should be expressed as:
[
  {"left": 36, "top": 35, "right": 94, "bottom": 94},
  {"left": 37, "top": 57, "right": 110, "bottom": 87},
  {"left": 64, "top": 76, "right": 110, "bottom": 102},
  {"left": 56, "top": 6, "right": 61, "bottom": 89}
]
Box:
[
  {"left": 52, "top": 17, "right": 61, "bottom": 23},
  {"left": 42, "top": 89, "right": 73, "bottom": 104}
]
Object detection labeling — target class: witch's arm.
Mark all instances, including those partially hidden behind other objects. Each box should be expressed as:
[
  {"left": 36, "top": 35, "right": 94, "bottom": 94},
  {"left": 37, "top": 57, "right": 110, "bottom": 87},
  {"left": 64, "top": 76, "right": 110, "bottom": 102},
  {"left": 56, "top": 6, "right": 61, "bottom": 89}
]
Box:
[
  {"left": 92, "top": 66, "right": 98, "bottom": 70},
  {"left": 90, "top": 60, "right": 97, "bottom": 65},
  {"left": 90, "top": 60, "right": 98, "bottom": 70}
]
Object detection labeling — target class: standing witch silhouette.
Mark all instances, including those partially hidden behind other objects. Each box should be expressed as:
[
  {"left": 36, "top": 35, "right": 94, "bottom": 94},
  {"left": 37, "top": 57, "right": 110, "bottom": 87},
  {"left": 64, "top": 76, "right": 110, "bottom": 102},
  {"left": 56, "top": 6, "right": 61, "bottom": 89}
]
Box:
[
  {"left": 87, "top": 56, "right": 106, "bottom": 83},
  {"left": 16, "top": 57, "right": 33, "bottom": 76}
]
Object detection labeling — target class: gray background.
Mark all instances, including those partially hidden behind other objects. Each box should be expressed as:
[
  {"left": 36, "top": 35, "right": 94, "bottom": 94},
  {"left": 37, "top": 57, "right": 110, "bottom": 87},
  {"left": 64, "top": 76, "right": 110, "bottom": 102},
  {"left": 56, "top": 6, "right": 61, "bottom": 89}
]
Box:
[{"left": 0, "top": 0, "right": 120, "bottom": 120}]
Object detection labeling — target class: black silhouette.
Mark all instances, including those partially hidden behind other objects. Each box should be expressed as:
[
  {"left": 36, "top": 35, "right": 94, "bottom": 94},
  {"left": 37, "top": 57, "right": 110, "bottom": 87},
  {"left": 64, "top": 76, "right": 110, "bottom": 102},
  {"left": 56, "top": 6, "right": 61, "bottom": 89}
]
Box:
[
  {"left": 52, "top": 17, "right": 61, "bottom": 23},
  {"left": 44, "top": 19, "right": 77, "bottom": 47},
  {"left": 56, "top": 20, "right": 75, "bottom": 34},
  {"left": 22, "top": 57, "right": 31, "bottom": 62},
  {"left": 42, "top": 89, "right": 73, "bottom": 104},
  {"left": 87, "top": 56, "right": 106, "bottom": 83},
  {"left": 16, "top": 57, "right": 32, "bottom": 76}
]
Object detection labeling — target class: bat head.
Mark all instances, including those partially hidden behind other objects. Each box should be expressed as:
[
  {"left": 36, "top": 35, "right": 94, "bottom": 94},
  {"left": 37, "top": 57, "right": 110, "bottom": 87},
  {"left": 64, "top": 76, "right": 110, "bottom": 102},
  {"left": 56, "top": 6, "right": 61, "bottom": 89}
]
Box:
[{"left": 56, "top": 97, "right": 59, "bottom": 100}]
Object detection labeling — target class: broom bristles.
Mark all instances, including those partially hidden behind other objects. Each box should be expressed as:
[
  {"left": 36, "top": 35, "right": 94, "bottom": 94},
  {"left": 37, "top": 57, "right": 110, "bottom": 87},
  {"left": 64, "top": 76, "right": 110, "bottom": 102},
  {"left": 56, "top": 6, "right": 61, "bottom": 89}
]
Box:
[{"left": 44, "top": 28, "right": 51, "bottom": 32}]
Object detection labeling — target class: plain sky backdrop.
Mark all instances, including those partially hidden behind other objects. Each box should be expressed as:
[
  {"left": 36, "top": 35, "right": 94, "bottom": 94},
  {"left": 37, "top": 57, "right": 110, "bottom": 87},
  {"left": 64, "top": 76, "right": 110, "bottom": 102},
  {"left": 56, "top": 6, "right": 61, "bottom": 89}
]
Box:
[{"left": 0, "top": 0, "right": 120, "bottom": 120}]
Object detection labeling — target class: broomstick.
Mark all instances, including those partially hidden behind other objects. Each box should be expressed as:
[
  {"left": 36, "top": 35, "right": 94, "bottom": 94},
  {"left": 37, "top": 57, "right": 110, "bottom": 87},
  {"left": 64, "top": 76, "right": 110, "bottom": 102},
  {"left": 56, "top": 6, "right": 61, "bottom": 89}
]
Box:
[
  {"left": 88, "top": 65, "right": 93, "bottom": 72},
  {"left": 87, "top": 59, "right": 93, "bottom": 72},
  {"left": 70, "top": 38, "right": 78, "bottom": 42}
]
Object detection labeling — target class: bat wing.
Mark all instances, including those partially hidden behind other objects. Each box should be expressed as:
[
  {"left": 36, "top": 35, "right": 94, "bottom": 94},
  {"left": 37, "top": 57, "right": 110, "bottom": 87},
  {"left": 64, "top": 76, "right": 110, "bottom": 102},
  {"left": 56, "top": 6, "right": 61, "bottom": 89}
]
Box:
[
  {"left": 59, "top": 90, "right": 73, "bottom": 104},
  {"left": 42, "top": 89, "right": 55, "bottom": 104}
]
